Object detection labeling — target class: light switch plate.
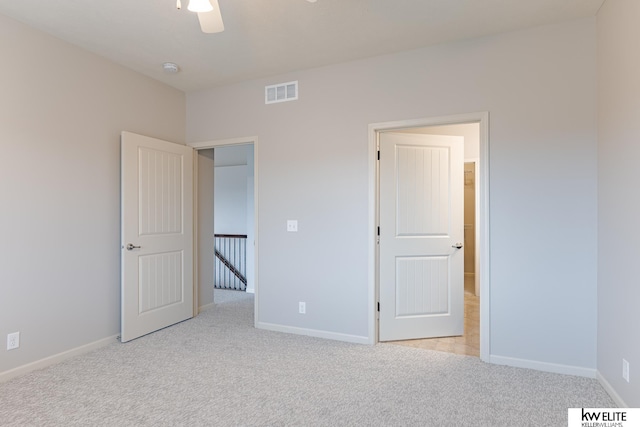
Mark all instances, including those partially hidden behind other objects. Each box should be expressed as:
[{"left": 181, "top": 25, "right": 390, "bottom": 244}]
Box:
[{"left": 287, "top": 220, "right": 298, "bottom": 232}]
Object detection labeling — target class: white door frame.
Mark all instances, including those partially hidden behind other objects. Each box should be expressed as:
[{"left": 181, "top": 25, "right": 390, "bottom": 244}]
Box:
[
  {"left": 188, "top": 136, "right": 259, "bottom": 326},
  {"left": 368, "top": 112, "right": 490, "bottom": 362}
]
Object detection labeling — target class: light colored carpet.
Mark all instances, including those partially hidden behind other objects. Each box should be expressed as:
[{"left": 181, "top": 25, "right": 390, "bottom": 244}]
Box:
[{"left": 0, "top": 290, "right": 614, "bottom": 426}]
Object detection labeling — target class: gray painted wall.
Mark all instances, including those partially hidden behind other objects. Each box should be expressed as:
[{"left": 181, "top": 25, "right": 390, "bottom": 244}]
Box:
[
  {"left": 187, "top": 19, "right": 598, "bottom": 371},
  {"left": 597, "top": 0, "right": 640, "bottom": 407},
  {"left": 215, "top": 166, "right": 248, "bottom": 235},
  {"left": 0, "top": 14, "right": 186, "bottom": 374}
]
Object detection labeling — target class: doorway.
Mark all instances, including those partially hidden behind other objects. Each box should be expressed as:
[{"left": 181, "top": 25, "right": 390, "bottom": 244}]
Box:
[
  {"left": 213, "top": 144, "right": 255, "bottom": 293},
  {"left": 190, "top": 137, "right": 259, "bottom": 325},
  {"left": 368, "top": 112, "right": 489, "bottom": 361}
]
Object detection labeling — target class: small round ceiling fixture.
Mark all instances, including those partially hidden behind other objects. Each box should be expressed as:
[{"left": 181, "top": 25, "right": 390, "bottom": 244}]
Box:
[{"left": 162, "top": 62, "right": 180, "bottom": 74}]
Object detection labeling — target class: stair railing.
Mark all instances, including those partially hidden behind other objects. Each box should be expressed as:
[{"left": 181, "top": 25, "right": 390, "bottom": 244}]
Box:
[{"left": 214, "top": 234, "right": 247, "bottom": 291}]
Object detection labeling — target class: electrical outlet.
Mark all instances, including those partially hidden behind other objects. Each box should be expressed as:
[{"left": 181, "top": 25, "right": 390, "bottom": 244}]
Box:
[
  {"left": 623, "top": 359, "right": 630, "bottom": 383},
  {"left": 7, "top": 332, "right": 20, "bottom": 350},
  {"left": 299, "top": 301, "right": 306, "bottom": 314},
  {"left": 287, "top": 220, "right": 298, "bottom": 232}
]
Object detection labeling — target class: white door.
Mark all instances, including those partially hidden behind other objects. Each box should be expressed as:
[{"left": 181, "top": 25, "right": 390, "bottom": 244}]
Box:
[
  {"left": 379, "top": 132, "right": 464, "bottom": 341},
  {"left": 121, "top": 131, "right": 194, "bottom": 342}
]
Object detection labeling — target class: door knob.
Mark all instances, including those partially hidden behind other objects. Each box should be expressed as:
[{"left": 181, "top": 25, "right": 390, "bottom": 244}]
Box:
[
  {"left": 126, "top": 243, "right": 141, "bottom": 251},
  {"left": 452, "top": 243, "right": 463, "bottom": 249}
]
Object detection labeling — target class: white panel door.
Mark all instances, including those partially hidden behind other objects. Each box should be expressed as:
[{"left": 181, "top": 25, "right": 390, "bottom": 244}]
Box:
[
  {"left": 121, "top": 131, "right": 194, "bottom": 343},
  {"left": 379, "top": 132, "right": 464, "bottom": 341}
]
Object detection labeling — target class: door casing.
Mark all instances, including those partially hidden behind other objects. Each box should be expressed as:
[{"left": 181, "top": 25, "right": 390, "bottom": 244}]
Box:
[{"left": 368, "top": 112, "right": 490, "bottom": 362}]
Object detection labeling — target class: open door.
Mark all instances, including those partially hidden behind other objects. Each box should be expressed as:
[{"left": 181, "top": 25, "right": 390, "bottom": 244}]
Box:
[
  {"left": 379, "top": 132, "right": 464, "bottom": 341},
  {"left": 121, "top": 131, "right": 194, "bottom": 342}
]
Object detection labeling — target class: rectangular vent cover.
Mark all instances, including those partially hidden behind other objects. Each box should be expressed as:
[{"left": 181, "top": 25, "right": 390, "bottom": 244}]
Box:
[{"left": 265, "top": 81, "right": 298, "bottom": 104}]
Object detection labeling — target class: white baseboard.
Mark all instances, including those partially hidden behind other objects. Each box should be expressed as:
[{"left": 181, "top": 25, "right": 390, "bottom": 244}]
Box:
[
  {"left": 489, "top": 355, "right": 597, "bottom": 378},
  {"left": 256, "top": 322, "right": 370, "bottom": 345},
  {"left": 0, "top": 335, "right": 118, "bottom": 383},
  {"left": 596, "top": 370, "right": 628, "bottom": 408},
  {"left": 198, "top": 302, "right": 215, "bottom": 313}
]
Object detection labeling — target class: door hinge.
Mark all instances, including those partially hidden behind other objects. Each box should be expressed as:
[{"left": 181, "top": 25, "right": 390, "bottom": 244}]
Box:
[
  {"left": 377, "top": 302, "right": 380, "bottom": 312},
  {"left": 377, "top": 226, "right": 380, "bottom": 236},
  {"left": 377, "top": 150, "right": 380, "bottom": 160}
]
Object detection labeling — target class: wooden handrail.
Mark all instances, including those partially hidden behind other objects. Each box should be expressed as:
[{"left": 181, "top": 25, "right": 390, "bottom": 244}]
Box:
[{"left": 214, "top": 234, "right": 248, "bottom": 239}]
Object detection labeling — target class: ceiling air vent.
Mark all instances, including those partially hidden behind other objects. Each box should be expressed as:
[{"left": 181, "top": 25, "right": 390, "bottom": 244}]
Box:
[{"left": 265, "top": 81, "right": 298, "bottom": 104}]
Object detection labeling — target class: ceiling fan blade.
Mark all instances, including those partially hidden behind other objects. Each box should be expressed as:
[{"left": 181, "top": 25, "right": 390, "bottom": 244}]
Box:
[{"left": 197, "top": 0, "right": 224, "bottom": 33}]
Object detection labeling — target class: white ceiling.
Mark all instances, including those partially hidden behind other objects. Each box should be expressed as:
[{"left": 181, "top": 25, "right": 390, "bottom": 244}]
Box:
[{"left": 0, "top": 0, "right": 604, "bottom": 92}]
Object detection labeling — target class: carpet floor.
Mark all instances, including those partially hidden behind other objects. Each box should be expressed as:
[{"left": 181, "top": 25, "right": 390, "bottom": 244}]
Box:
[{"left": 0, "top": 290, "right": 614, "bottom": 426}]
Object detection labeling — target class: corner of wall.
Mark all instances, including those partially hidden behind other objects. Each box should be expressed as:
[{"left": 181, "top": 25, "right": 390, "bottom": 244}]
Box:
[{"left": 597, "top": 371, "right": 629, "bottom": 408}]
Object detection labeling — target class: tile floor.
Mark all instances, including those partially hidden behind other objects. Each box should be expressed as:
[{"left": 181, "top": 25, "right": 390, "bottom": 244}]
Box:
[{"left": 390, "top": 275, "right": 480, "bottom": 357}]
